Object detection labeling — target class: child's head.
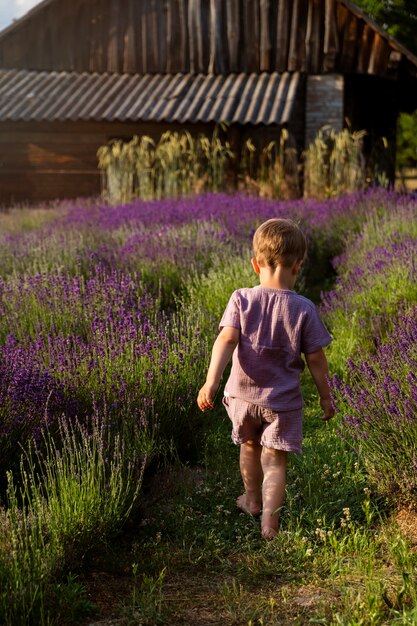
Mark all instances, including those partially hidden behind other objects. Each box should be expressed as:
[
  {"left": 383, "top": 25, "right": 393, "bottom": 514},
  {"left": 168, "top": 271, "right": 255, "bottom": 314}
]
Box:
[{"left": 253, "top": 218, "right": 306, "bottom": 269}]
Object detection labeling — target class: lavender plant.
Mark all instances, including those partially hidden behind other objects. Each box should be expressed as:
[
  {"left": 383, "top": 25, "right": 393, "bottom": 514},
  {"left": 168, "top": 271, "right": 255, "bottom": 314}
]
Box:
[
  {"left": 0, "top": 412, "right": 142, "bottom": 625},
  {"left": 332, "top": 306, "right": 417, "bottom": 506},
  {"left": 321, "top": 197, "right": 417, "bottom": 373},
  {"left": 0, "top": 290, "right": 208, "bottom": 470}
]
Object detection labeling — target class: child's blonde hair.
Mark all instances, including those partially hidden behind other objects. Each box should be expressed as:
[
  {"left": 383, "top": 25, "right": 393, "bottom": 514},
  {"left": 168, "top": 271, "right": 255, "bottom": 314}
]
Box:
[{"left": 253, "top": 218, "right": 306, "bottom": 269}]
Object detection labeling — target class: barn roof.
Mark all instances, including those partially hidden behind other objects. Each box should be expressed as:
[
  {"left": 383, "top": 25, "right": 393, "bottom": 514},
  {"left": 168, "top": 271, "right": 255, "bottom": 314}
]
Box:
[
  {"left": 0, "top": 0, "right": 416, "bottom": 126},
  {"left": 0, "top": 69, "right": 301, "bottom": 125}
]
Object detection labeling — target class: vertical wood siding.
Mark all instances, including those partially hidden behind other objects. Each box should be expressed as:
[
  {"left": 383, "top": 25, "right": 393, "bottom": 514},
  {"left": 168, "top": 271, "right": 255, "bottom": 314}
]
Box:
[{"left": 0, "top": 0, "right": 413, "bottom": 79}]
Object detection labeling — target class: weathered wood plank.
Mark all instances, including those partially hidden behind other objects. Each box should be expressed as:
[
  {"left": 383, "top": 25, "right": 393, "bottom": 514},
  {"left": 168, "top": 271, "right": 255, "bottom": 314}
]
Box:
[
  {"left": 323, "top": 0, "right": 339, "bottom": 71},
  {"left": 157, "top": 0, "right": 168, "bottom": 74},
  {"left": 0, "top": 145, "right": 99, "bottom": 169},
  {"left": 124, "top": 0, "right": 136, "bottom": 72},
  {"left": 146, "top": 0, "right": 160, "bottom": 73},
  {"left": 89, "top": 0, "right": 102, "bottom": 72},
  {"left": 339, "top": 8, "right": 358, "bottom": 72},
  {"left": 209, "top": 0, "right": 226, "bottom": 74},
  {"left": 288, "top": 0, "right": 308, "bottom": 71},
  {"left": 139, "top": 3, "right": 149, "bottom": 73},
  {"left": 89, "top": 0, "right": 108, "bottom": 72},
  {"left": 312, "top": 0, "right": 325, "bottom": 72},
  {"left": 74, "top": 2, "right": 92, "bottom": 72},
  {"left": 356, "top": 22, "right": 373, "bottom": 73},
  {"left": 275, "top": 0, "right": 291, "bottom": 71},
  {"left": 368, "top": 32, "right": 390, "bottom": 76},
  {"left": 107, "top": 0, "right": 120, "bottom": 72},
  {"left": 189, "top": 0, "right": 206, "bottom": 73},
  {"left": 166, "top": 0, "right": 175, "bottom": 71},
  {"left": 260, "top": 0, "right": 271, "bottom": 71},
  {"left": 243, "top": 1, "right": 259, "bottom": 72},
  {"left": 0, "top": 171, "right": 101, "bottom": 204},
  {"left": 116, "top": 0, "right": 128, "bottom": 73},
  {"left": 226, "top": 0, "right": 240, "bottom": 72},
  {"left": 305, "top": 0, "right": 313, "bottom": 70},
  {"left": 167, "top": 0, "right": 180, "bottom": 72}
]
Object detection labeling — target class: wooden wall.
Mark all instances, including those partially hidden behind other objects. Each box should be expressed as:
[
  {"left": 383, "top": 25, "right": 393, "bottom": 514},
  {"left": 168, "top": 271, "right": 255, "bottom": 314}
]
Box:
[
  {"left": 0, "top": 121, "right": 101, "bottom": 205},
  {"left": 0, "top": 120, "right": 216, "bottom": 206},
  {"left": 0, "top": 118, "right": 308, "bottom": 205},
  {"left": 0, "top": 0, "right": 413, "bottom": 80}
]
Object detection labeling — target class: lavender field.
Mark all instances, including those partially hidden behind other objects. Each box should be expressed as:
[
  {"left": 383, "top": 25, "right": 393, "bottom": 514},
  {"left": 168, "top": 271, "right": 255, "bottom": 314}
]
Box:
[
  {"left": 0, "top": 191, "right": 376, "bottom": 471},
  {"left": 0, "top": 189, "right": 416, "bottom": 625}
]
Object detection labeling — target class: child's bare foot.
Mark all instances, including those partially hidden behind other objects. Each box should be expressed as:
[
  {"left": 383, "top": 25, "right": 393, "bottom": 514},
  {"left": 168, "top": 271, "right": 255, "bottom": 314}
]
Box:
[
  {"left": 261, "top": 526, "right": 278, "bottom": 541},
  {"left": 236, "top": 493, "right": 261, "bottom": 517}
]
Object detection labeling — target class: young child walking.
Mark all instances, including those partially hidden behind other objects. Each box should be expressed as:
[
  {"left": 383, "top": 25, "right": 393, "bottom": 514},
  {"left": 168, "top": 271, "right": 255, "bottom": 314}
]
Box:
[{"left": 197, "top": 218, "right": 334, "bottom": 540}]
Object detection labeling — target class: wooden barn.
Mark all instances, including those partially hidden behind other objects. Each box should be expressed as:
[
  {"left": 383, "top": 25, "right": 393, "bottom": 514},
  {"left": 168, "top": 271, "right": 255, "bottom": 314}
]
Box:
[{"left": 0, "top": 0, "right": 417, "bottom": 205}]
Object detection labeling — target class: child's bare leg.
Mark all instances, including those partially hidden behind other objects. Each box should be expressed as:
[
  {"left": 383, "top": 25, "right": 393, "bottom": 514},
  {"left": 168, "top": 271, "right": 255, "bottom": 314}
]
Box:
[
  {"left": 261, "top": 448, "right": 288, "bottom": 539},
  {"left": 237, "top": 440, "right": 263, "bottom": 516}
]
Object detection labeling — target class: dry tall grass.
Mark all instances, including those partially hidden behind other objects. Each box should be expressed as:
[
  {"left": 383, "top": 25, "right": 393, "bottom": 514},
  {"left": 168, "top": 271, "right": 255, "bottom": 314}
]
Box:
[
  {"left": 303, "top": 126, "right": 367, "bottom": 198},
  {"left": 97, "top": 129, "right": 233, "bottom": 203},
  {"left": 98, "top": 126, "right": 370, "bottom": 203}
]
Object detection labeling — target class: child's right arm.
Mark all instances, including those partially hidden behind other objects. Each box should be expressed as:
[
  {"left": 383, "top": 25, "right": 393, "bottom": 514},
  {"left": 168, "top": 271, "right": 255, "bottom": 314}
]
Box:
[
  {"left": 304, "top": 348, "right": 335, "bottom": 421},
  {"left": 197, "top": 326, "right": 240, "bottom": 412}
]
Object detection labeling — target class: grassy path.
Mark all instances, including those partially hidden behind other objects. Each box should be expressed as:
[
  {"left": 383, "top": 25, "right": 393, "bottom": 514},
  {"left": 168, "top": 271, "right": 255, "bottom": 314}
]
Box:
[{"left": 79, "top": 382, "right": 417, "bottom": 625}]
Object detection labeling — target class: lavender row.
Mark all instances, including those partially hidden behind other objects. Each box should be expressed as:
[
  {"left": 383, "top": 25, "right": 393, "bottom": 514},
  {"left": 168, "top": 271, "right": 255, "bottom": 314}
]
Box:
[
  {"left": 323, "top": 198, "right": 417, "bottom": 506},
  {"left": 0, "top": 292, "right": 208, "bottom": 474},
  {"left": 1, "top": 189, "right": 403, "bottom": 282},
  {"left": 321, "top": 198, "right": 417, "bottom": 374},
  {"left": 0, "top": 265, "right": 158, "bottom": 343},
  {"left": 332, "top": 307, "right": 417, "bottom": 506}
]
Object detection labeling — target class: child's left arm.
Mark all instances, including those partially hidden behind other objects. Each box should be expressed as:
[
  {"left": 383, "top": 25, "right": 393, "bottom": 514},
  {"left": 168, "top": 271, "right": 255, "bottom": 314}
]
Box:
[
  {"left": 305, "top": 348, "right": 335, "bottom": 421},
  {"left": 197, "top": 326, "right": 240, "bottom": 412}
]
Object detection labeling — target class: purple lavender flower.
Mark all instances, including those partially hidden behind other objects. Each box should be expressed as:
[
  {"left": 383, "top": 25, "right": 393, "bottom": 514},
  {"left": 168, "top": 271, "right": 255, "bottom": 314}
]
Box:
[{"left": 332, "top": 306, "right": 417, "bottom": 505}]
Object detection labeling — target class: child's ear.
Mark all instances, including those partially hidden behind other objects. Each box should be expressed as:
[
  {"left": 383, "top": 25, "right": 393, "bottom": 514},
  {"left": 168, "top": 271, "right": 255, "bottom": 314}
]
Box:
[
  {"left": 292, "top": 259, "right": 303, "bottom": 275},
  {"left": 251, "top": 257, "right": 261, "bottom": 274}
]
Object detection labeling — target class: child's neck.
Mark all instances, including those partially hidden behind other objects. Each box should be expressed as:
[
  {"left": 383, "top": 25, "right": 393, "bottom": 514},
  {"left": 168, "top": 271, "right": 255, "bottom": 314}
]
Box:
[{"left": 258, "top": 265, "right": 297, "bottom": 291}]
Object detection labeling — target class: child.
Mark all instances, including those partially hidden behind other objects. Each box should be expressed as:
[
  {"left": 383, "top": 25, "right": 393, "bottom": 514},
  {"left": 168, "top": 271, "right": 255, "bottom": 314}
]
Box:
[{"left": 197, "top": 218, "right": 334, "bottom": 540}]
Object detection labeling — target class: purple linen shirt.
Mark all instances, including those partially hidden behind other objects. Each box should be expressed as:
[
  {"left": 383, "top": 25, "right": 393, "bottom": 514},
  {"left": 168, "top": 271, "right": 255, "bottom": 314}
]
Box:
[{"left": 220, "top": 285, "right": 332, "bottom": 411}]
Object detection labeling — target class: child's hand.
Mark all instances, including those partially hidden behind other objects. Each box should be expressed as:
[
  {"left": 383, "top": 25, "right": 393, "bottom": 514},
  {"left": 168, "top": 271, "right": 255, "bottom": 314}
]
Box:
[
  {"left": 319, "top": 397, "right": 335, "bottom": 421},
  {"left": 197, "top": 382, "right": 219, "bottom": 412}
]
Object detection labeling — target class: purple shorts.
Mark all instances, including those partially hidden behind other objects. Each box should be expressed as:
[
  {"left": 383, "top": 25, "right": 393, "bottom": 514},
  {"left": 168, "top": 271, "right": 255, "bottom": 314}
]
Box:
[{"left": 222, "top": 395, "right": 303, "bottom": 453}]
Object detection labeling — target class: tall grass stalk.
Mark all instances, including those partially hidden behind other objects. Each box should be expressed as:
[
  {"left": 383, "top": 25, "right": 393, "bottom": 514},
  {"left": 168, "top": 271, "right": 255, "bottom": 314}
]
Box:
[
  {"left": 34, "top": 415, "right": 143, "bottom": 559},
  {"left": 304, "top": 127, "right": 366, "bottom": 198},
  {"left": 0, "top": 475, "right": 49, "bottom": 626},
  {"left": 0, "top": 413, "right": 144, "bottom": 625},
  {"left": 0, "top": 207, "right": 57, "bottom": 234},
  {"left": 241, "top": 130, "right": 300, "bottom": 199},
  {"left": 97, "top": 138, "right": 137, "bottom": 204}
]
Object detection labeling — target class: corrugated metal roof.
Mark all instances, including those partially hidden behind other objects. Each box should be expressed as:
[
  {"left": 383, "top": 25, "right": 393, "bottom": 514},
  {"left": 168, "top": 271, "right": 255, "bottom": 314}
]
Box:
[{"left": 0, "top": 69, "right": 301, "bottom": 125}]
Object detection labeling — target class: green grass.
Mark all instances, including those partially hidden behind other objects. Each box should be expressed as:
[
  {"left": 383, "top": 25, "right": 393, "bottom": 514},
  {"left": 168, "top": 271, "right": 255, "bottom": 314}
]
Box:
[
  {"left": 0, "top": 414, "right": 146, "bottom": 625},
  {"left": 112, "top": 389, "right": 416, "bottom": 626}
]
